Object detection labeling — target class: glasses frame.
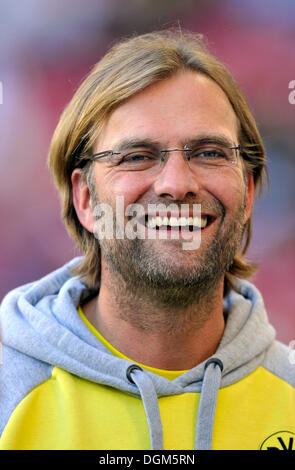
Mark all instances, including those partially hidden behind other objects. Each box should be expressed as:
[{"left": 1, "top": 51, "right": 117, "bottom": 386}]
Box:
[{"left": 75, "top": 144, "right": 242, "bottom": 169}]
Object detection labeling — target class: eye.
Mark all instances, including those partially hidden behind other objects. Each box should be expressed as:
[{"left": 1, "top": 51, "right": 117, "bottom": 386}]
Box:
[
  {"left": 190, "top": 146, "right": 228, "bottom": 160},
  {"left": 118, "top": 151, "right": 158, "bottom": 165},
  {"left": 123, "top": 153, "right": 149, "bottom": 162},
  {"left": 114, "top": 150, "right": 159, "bottom": 171},
  {"left": 200, "top": 149, "right": 225, "bottom": 158}
]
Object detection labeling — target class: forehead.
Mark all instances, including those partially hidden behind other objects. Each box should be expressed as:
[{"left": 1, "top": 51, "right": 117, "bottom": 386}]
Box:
[{"left": 95, "top": 71, "right": 239, "bottom": 150}]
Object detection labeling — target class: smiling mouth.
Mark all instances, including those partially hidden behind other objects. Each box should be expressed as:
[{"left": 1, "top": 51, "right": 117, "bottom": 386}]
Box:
[{"left": 143, "top": 214, "right": 214, "bottom": 231}]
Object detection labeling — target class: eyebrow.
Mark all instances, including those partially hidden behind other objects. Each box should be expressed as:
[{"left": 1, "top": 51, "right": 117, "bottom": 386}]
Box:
[
  {"left": 113, "top": 138, "right": 162, "bottom": 153},
  {"left": 112, "top": 133, "right": 237, "bottom": 152},
  {"left": 185, "top": 134, "right": 237, "bottom": 148}
]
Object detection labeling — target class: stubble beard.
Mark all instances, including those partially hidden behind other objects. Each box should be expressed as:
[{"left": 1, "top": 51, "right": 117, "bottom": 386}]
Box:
[{"left": 90, "top": 185, "right": 246, "bottom": 333}]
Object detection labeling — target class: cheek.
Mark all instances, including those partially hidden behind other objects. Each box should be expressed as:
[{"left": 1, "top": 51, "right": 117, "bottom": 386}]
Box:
[
  {"left": 204, "top": 172, "right": 246, "bottom": 213},
  {"left": 96, "top": 171, "right": 153, "bottom": 207}
]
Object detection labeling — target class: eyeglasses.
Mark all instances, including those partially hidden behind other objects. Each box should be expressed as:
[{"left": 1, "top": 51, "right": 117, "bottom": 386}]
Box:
[{"left": 75, "top": 141, "right": 241, "bottom": 174}]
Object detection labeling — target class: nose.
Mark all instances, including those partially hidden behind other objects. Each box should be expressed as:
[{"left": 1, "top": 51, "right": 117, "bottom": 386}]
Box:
[{"left": 153, "top": 150, "right": 200, "bottom": 201}]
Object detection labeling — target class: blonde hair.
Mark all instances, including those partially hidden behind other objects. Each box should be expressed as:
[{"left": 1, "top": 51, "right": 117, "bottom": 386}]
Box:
[{"left": 48, "top": 29, "right": 267, "bottom": 292}]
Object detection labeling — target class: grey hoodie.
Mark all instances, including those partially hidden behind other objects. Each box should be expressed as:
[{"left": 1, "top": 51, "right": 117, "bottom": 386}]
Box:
[{"left": 0, "top": 256, "right": 294, "bottom": 450}]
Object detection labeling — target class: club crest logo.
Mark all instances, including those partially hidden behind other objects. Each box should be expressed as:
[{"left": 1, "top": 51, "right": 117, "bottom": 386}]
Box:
[{"left": 260, "top": 431, "right": 295, "bottom": 450}]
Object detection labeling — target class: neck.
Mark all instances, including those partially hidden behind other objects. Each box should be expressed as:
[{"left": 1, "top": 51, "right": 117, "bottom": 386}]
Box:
[{"left": 82, "top": 260, "right": 225, "bottom": 371}]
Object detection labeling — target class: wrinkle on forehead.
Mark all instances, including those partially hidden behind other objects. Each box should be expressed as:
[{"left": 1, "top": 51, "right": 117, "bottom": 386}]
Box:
[{"left": 94, "top": 71, "right": 240, "bottom": 153}]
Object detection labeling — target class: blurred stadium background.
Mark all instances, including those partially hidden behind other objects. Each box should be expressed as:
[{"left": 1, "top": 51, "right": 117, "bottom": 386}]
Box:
[{"left": 0, "top": 0, "right": 294, "bottom": 343}]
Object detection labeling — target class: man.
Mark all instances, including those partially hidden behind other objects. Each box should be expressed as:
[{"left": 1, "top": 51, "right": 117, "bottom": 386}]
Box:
[{"left": 0, "top": 30, "right": 294, "bottom": 451}]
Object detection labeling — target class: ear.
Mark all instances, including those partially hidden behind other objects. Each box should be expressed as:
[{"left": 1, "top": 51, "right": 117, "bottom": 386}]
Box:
[
  {"left": 243, "top": 172, "right": 255, "bottom": 224},
  {"left": 71, "top": 169, "right": 95, "bottom": 233}
]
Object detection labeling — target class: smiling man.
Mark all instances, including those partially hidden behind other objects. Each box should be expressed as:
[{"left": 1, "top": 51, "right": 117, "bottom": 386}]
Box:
[
  {"left": 71, "top": 70, "right": 252, "bottom": 364},
  {"left": 0, "top": 30, "right": 294, "bottom": 451}
]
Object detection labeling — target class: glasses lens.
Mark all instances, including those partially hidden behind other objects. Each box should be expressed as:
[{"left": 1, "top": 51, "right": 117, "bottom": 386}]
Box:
[
  {"left": 187, "top": 144, "right": 238, "bottom": 169},
  {"left": 107, "top": 150, "right": 160, "bottom": 172}
]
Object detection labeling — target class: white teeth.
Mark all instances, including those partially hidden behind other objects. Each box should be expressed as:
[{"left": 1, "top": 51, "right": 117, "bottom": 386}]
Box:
[
  {"left": 179, "top": 217, "right": 187, "bottom": 226},
  {"left": 169, "top": 217, "right": 179, "bottom": 227},
  {"left": 156, "top": 216, "right": 162, "bottom": 227},
  {"left": 193, "top": 216, "right": 207, "bottom": 228},
  {"left": 146, "top": 215, "right": 208, "bottom": 229},
  {"left": 147, "top": 218, "right": 157, "bottom": 228},
  {"left": 199, "top": 217, "right": 208, "bottom": 228}
]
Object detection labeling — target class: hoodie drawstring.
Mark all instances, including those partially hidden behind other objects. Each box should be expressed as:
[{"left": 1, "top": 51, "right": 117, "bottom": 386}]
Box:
[
  {"left": 126, "top": 357, "right": 223, "bottom": 451},
  {"left": 126, "top": 364, "right": 164, "bottom": 450},
  {"left": 195, "top": 357, "right": 223, "bottom": 450}
]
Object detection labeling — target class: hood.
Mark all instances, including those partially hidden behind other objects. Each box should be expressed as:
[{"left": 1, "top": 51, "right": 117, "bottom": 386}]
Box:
[{"left": 0, "top": 256, "right": 276, "bottom": 450}]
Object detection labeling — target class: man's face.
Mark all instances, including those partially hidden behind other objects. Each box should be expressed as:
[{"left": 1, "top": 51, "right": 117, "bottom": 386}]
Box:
[{"left": 74, "top": 71, "right": 254, "bottom": 299}]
